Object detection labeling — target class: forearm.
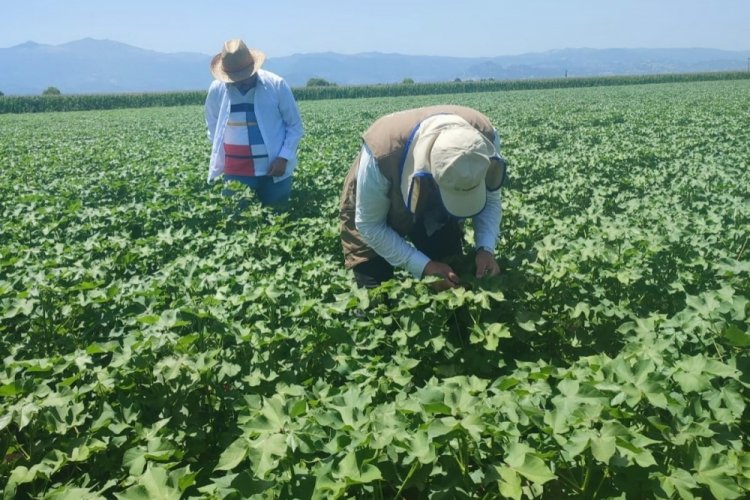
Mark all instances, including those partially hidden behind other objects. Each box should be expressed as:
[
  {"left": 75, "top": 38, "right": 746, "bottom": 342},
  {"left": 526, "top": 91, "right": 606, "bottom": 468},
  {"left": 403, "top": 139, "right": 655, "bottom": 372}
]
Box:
[
  {"left": 357, "top": 219, "right": 431, "bottom": 278},
  {"left": 473, "top": 190, "right": 502, "bottom": 251}
]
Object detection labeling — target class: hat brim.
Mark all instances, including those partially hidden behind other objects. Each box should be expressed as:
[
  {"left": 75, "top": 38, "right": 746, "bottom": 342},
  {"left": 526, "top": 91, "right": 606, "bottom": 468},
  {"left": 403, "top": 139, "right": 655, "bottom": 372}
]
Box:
[
  {"left": 210, "top": 49, "right": 266, "bottom": 82},
  {"left": 438, "top": 182, "right": 487, "bottom": 218},
  {"left": 486, "top": 156, "right": 507, "bottom": 191}
]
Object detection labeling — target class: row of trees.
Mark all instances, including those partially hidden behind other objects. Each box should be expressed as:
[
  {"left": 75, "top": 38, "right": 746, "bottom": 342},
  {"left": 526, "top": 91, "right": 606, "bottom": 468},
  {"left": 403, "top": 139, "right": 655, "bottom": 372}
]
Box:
[
  {"left": 3, "top": 71, "right": 749, "bottom": 113},
  {"left": 2, "top": 81, "right": 432, "bottom": 94},
  {"left": 4, "top": 78, "right": 457, "bottom": 96},
  {"left": 306, "top": 77, "right": 421, "bottom": 87},
  {"left": 0, "top": 86, "right": 61, "bottom": 97}
]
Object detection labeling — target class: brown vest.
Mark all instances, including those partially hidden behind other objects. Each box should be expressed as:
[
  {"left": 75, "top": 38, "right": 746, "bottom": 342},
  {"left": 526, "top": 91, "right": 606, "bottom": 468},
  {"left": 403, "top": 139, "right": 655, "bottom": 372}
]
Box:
[{"left": 339, "top": 105, "right": 496, "bottom": 269}]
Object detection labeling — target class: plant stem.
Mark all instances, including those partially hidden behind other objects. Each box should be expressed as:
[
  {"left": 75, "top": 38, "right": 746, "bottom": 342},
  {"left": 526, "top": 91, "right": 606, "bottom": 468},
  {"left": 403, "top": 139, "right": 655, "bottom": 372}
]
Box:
[
  {"left": 735, "top": 236, "right": 748, "bottom": 260},
  {"left": 556, "top": 470, "right": 582, "bottom": 494},
  {"left": 395, "top": 461, "right": 419, "bottom": 498},
  {"left": 580, "top": 457, "right": 592, "bottom": 494},
  {"left": 592, "top": 468, "right": 609, "bottom": 499}
]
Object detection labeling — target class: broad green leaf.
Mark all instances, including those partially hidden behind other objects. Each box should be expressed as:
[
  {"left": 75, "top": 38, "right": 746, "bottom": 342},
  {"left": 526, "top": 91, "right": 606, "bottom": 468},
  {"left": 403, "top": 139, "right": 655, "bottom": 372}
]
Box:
[
  {"left": 215, "top": 437, "right": 248, "bottom": 472},
  {"left": 417, "top": 387, "right": 450, "bottom": 415},
  {"left": 115, "top": 465, "right": 181, "bottom": 500},
  {"left": 657, "top": 468, "right": 698, "bottom": 499},
  {"left": 695, "top": 448, "right": 744, "bottom": 500},
  {"left": 336, "top": 451, "right": 382, "bottom": 484},
  {"left": 409, "top": 430, "right": 436, "bottom": 464},
  {"left": 43, "top": 486, "right": 106, "bottom": 500},
  {"left": 722, "top": 325, "right": 750, "bottom": 347},
  {"left": 673, "top": 356, "right": 712, "bottom": 393},
  {"left": 561, "top": 430, "right": 590, "bottom": 461},
  {"left": 248, "top": 433, "right": 287, "bottom": 477},
  {"left": 0, "top": 411, "right": 12, "bottom": 431},
  {"left": 505, "top": 444, "right": 556, "bottom": 485},
  {"left": 0, "top": 381, "right": 23, "bottom": 397},
  {"left": 123, "top": 448, "right": 147, "bottom": 476},
  {"left": 496, "top": 465, "right": 522, "bottom": 500},
  {"left": 591, "top": 436, "right": 616, "bottom": 464},
  {"left": 426, "top": 417, "right": 458, "bottom": 438}
]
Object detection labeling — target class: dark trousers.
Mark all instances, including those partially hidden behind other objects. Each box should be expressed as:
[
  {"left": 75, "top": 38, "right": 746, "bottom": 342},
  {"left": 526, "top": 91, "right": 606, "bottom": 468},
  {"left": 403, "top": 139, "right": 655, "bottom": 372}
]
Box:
[{"left": 353, "top": 220, "right": 463, "bottom": 288}]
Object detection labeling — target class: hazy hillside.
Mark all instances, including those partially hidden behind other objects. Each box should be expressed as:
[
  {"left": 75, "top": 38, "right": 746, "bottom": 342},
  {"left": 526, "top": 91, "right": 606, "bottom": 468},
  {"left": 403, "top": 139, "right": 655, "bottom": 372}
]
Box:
[
  {"left": 0, "top": 39, "right": 211, "bottom": 95},
  {"left": 0, "top": 38, "right": 747, "bottom": 95}
]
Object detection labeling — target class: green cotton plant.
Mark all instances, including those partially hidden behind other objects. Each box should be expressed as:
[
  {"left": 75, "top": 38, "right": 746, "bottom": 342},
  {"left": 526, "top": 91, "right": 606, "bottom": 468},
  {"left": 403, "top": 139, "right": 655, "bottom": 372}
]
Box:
[{"left": 1, "top": 80, "right": 749, "bottom": 498}]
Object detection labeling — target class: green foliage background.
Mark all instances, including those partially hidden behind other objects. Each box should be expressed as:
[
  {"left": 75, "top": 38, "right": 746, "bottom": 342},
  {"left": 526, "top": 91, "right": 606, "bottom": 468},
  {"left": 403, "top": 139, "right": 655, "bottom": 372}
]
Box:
[{"left": 1, "top": 80, "right": 749, "bottom": 498}]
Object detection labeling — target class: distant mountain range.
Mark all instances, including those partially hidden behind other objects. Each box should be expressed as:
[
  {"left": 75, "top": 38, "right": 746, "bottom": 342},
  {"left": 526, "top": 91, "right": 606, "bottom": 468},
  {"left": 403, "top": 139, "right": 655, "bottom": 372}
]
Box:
[{"left": 1, "top": 38, "right": 748, "bottom": 95}]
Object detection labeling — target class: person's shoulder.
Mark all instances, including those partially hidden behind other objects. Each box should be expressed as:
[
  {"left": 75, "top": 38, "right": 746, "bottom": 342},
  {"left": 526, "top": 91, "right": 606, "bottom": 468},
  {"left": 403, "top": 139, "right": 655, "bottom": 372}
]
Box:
[
  {"left": 257, "top": 69, "right": 288, "bottom": 86},
  {"left": 207, "top": 80, "right": 226, "bottom": 94}
]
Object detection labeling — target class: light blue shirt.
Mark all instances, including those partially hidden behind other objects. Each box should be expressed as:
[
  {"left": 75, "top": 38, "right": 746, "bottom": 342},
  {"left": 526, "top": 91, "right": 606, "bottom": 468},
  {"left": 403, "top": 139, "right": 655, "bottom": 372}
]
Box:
[
  {"left": 355, "top": 144, "right": 502, "bottom": 278},
  {"left": 205, "top": 69, "right": 304, "bottom": 182}
]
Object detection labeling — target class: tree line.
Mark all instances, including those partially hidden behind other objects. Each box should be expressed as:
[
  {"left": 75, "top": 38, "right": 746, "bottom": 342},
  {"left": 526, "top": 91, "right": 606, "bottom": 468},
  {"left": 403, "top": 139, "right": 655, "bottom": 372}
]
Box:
[{"left": 2, "top": 71, "right": 749, "bottom": 114}]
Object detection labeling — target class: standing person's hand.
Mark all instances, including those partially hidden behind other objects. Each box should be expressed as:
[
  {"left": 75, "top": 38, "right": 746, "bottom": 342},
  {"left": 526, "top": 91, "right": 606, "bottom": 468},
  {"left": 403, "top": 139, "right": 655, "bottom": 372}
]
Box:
[
  {"left": 269, "top": 157, "right": 288, "bottom": 177},
  {"left": 475, "top": 249, "right": 500, "bottom": 278},
  {"left": 423, "top": 260, "right": 460, "bottom": 290}
]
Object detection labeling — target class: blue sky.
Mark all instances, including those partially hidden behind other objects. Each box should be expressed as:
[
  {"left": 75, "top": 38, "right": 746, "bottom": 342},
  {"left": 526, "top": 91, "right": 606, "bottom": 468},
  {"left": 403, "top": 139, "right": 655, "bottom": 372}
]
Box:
[{"left": 1, "top": 0, "right": 748, "bottom": 57}]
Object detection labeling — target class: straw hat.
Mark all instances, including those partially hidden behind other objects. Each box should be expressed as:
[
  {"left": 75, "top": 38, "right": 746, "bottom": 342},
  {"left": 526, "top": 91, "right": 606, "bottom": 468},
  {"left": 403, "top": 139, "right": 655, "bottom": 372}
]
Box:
[
  {"left": 210, "top": 39, "right": 266, "bottom": 82},
  {"left": 401, "top": 114, "right": 506, "bottom": 217}
]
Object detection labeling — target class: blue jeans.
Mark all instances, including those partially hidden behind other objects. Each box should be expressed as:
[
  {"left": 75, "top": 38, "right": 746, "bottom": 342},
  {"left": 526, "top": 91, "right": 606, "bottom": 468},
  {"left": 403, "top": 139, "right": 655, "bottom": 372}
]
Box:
[{"left": 223, "top": 175, "right": 293, "bottom": 207}]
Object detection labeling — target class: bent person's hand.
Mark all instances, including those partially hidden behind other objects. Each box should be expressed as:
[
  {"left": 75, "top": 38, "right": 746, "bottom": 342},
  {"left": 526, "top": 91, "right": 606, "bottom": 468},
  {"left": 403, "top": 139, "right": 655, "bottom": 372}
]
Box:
[
  {"left": 475, "top": 249, "right": 500, "bottom": 278},
  {"left": 423, "top": 260, "right": 460, "bottom": 290},
  {"left": 269, "top": 157, "right": 288, "bottom": 177}
]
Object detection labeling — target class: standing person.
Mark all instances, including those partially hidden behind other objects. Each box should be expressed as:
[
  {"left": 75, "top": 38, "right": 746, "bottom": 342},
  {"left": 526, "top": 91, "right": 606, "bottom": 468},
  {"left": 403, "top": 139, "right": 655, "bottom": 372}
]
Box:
[
  {"left": 340, "top": 105, "right": 507, "bottom": 289},
  {"left": 205, "top": 39, "right": 304, "bottom": 208}
]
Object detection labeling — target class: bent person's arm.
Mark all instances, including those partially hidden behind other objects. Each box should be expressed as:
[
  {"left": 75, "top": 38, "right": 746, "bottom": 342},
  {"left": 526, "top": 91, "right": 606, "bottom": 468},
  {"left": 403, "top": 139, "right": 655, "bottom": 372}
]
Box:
[{"left": 355, "top": 146, "right": 430, "bottom": 278}]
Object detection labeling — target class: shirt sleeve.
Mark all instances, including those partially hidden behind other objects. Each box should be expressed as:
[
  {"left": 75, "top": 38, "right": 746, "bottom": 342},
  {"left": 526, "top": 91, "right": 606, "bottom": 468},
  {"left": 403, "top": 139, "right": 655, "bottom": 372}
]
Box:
[
  {"left": 204, "top": 81, "right": 221, "bottom": 143},
  {"left": 276, "top": 78, "right": 304, "bottom": 161},
  {"left": 355, "top": 146, "right": 431, "bottom": 278},
  {"left": 473, "top": 130, "right": 504, "bottom": 252},
  {"left": 473, "top": 189, "right": 502, "bottom": 251}
]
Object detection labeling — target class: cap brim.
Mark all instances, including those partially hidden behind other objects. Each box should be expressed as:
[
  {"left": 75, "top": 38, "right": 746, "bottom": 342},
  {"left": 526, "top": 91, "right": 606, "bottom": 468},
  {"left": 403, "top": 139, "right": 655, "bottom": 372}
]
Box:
[{"left": 438, "top": 182, "right": 487, "bottom": 218}]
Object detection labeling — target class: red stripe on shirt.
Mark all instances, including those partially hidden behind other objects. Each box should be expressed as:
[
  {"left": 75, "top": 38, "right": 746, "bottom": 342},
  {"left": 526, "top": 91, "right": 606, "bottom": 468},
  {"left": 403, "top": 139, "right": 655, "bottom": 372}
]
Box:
[
  {"left": 224, "top": 155, "right": 255, "bottom": 176},
  {"left": 224, "top": 144, "right": 252, "bottom": 156}
]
